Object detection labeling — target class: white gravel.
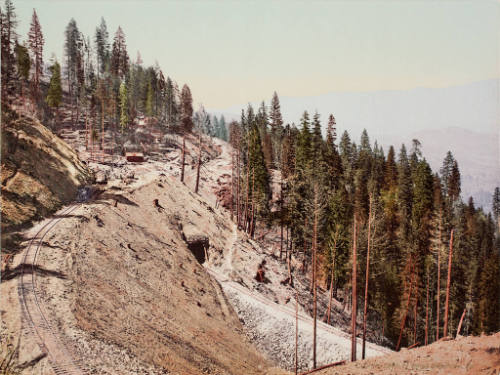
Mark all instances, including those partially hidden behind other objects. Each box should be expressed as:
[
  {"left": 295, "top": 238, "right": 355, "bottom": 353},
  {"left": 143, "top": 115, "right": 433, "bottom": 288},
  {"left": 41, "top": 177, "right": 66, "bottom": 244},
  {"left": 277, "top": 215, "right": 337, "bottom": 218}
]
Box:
[{"left": 218, "top": 278, "right": 389, "bottom": 372}]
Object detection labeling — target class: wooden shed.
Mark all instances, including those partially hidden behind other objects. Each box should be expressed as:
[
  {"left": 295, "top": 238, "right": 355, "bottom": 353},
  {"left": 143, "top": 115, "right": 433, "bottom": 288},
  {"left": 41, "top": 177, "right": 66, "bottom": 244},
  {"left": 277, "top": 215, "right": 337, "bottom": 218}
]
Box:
[{"left": 126, "top": 152, "right": 145, "bottom": 163}]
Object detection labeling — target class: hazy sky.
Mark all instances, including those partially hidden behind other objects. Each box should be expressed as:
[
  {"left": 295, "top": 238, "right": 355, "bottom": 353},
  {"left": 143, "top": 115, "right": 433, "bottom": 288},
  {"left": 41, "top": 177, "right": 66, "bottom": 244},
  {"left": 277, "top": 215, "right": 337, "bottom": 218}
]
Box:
[{"left": 13, "top": 0, "right": 499, "bottom": 108}]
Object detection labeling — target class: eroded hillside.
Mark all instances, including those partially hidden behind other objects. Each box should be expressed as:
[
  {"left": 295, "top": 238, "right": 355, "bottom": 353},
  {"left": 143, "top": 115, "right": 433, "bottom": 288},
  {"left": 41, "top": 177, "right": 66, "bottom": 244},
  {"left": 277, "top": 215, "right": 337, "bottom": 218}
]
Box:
[
  {"left": 1, "top": 106, "right": 92, "bottom": 241},
  {"left": 1, "top": 164, "right": 286, "bottom": 374}
]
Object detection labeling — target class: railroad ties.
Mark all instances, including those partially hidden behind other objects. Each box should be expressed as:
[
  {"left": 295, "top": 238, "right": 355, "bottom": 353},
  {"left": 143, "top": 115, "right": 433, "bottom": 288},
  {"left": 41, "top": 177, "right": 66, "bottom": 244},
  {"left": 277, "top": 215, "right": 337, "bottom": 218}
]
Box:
[{"left": 18, "top": 204, "right": 90, "bottom": 375}]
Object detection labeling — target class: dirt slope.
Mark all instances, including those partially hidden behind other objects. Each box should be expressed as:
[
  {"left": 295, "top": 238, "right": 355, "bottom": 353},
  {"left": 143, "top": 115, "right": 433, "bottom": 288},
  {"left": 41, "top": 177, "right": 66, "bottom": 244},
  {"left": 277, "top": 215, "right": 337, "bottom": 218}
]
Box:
[
  {"left": 1, "top": 107, "right": 92, "bottom": 240},
  {"left": 1, "top": 160, "right": 286, "bottom": 374},
  {"left": 316, "top": 333, "right": 500, "bottom": 375}
]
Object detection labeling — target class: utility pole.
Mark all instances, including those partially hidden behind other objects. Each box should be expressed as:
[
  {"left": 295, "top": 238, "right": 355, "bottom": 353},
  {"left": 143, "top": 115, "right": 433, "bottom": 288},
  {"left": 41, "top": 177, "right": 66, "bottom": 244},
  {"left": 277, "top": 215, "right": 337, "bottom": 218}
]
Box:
[
  {"left": 180, "top": 132, "right": 186, "bottom": 183},
  {"left": 195, "top": 131, "right": 202, "bottom": 193},
  {"left": 443, "top": 229, "right": 454, "bottom": 337}
]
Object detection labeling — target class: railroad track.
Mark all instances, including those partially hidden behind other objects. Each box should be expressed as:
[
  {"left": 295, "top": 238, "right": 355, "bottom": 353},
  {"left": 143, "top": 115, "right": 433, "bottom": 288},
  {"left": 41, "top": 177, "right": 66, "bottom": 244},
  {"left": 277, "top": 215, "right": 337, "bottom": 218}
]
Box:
[{"left": 17, "top": 203, "right": 90, "bottom": 375}]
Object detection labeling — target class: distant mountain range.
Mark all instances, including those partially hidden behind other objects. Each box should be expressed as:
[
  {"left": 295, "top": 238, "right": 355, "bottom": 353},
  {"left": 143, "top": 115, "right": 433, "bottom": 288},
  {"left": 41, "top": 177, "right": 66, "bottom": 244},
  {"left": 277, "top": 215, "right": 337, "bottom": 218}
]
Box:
[{"left": 209, "top": 79, "right": 499, "bottom": 211}]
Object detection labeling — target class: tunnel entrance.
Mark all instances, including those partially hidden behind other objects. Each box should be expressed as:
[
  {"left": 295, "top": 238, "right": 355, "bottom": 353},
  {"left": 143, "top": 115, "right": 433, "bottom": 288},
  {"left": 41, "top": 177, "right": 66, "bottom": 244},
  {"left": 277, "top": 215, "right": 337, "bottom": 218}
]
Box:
[
  {"left": 182, "top": 224, "right": 209, "bottom": 264},
  {"left": 187, "top": 240, "right": 209, "bottom": 264}
]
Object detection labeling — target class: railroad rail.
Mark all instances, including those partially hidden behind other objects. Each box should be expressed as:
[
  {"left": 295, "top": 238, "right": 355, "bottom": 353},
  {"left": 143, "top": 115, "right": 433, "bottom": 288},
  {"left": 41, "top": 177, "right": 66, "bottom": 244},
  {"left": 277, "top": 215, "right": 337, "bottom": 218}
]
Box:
[{"left": 18, "top": 203, "right": 90, "bottom": 375}]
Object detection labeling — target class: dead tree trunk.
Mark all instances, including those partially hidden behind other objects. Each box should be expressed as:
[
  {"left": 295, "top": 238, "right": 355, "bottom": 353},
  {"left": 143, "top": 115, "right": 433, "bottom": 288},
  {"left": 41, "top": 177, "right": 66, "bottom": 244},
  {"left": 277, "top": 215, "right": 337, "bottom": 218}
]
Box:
[
  {"left": 425, "top": 272, "right": 429, "bottom": 345},
  {"left": 236, "top": 141, "right": 241, "bottom": 227},
  {"left": 312, "top": 187, "right": 318, "bottom": 369},
  {"left": 85, "top": 109, "right": 89, "bottom": 149},
  {"left": 351, "top": 215, "right": 358, "bottom": 362},
  {"left": 362, "top": 194, "right": 373, "bottom": 360},
  {"left": 413, "top": 296, "right": 417, "bottom": 345},
  {"left": 280, "top": 179, "right": 284, "bottom": 260},
  {"left": 249, "top": 167, "right": 255, "bottom": 237},
  {"left": 443, "top": 229, "right": 454, "bottom": 338},
  {"left": 396, "top": 259, "right": 415, "bottom": 351},
  {"left": 180, "top": 134, "right": 186, "bottom": 183},
  {"left": 195, "top": 132, "right": 202, "bottom": 193},
  {"left": 436, "top": 210, "right": 442, "bottom": 341},
  {"left": 303, "top": 218, "right": 308, "bottom": 275},
  {"left": 101, "top": 98, "right": 105, "bottom": 152},
  {"left": 243, "top": 145, "right": 250, "bottom": 231},
  {"left": 295, "top": 289, "right": 299, "bottom": 375},
  {"left": 230, "top": 150, "right": 234, "bottom": 221},
  {"left": 327, "top": 267, "right": 334, "bottom": 325},
  {"left": 456, "top": 308, "right": 466, "bottom": 338}
]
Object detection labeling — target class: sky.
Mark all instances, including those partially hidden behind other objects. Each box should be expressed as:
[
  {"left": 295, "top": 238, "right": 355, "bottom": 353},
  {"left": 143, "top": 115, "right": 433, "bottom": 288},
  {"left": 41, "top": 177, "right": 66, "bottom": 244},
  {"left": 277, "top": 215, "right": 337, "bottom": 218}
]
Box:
[{"left": 13, "top": 0, "right": 500, "bottom": 109}]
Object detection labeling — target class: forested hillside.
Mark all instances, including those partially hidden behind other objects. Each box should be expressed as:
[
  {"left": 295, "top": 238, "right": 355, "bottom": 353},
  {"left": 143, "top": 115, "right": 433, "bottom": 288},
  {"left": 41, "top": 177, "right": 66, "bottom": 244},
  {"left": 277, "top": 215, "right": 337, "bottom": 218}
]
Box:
[{"left": 226, "top": 92, "right": 500, "bottom": 350}]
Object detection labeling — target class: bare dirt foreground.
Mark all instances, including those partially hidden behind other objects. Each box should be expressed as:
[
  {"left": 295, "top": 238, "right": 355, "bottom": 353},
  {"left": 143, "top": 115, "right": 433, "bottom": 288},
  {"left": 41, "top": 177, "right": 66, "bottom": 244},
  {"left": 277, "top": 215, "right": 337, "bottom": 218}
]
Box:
[{"left": 317, "top": 333, "right": 500, "bottom": 375}]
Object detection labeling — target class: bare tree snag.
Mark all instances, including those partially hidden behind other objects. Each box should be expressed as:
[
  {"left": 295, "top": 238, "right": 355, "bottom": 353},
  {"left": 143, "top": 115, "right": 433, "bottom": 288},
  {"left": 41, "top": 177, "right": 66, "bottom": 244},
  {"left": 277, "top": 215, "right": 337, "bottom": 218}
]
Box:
[
  {"left": 413, "top": 296, "right": 417, "bottom": 345},
  {"left": 362, "top": 194, "right": 373, "bottom": 360},
  {"left": 303, "top": 218, "right": 308, "bottom": 275},
  {"left": 456, "top": 308, "right": 466, "bottom": 338},
  {"left": 295, "top": 289, "right": 299, "bottom": 375},
  {"left": 243, "top": 145, "right": 250, "bottom": 230},
  {"left": 249, "top": 167, "right": 255, "bottom": 237},
  {"left": 280, "top": 178, "right": 284, "bottom": 260},
  {"left": 425, "top": 271, "right": 429, "bottom": 345},
  {"left": 195, "top": 132, "right": 202, "bottom": 193},
  {"left": 326, "top": 267, "right": 334, "bottom": 325},
  {"left": 436, "top": 210, "right": 442, "bottom": 341},
  {"left": 312, "top": 186, "right": 318, "bottom": 368},
  {"left": 396, "top": 258, "right": 414, "bottom": 351},
  {"left": 85, "top": 109, "right": 89, "bottom": 150},
  {"left": 230, "top": 150, "right": 234, "bottom": 221},
  {"left": 351, "top": 215, "right": 358, "bottom": 362},
  {"left": 443, "top": 229, "right": 454, "bottom": 338},
  {"left": 180, "top": 134, "right": 186, "bottom": 183},
  {"left": 101, "top": 98, "right": 105, "bottom": 152},
  {"left": 236, "top": 140, "right": 241, "bottom": 227}
]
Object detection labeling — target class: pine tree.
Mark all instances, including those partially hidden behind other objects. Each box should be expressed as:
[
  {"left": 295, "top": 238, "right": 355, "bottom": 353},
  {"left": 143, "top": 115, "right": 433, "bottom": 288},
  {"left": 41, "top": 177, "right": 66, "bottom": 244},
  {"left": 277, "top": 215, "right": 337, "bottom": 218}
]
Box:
[
  {"left": 15, "top": 42, "right": 30, "bottom": 93},
  {"left": 397, "top": 144, "right": 412, "bottom": 241},
  {"left": 384, "top": 146, "right": 398, "bottom": 189},
  {"left": 296, "top": 111, "right": 311, "bottom": 172},
  {"left": 219, "top": 115, "right": 228, "bottom": 141},
  {"left": 95, "top": 17, "right": 110, "bottom": 75},
  {"left": 28, "top": 9, "right": 44, "bottom": 100},
  {"left": 180, "top": 84, "right": 193, "bottom": 133},
  {"left": 46, "top": 61, "right": 62, "bottom": 109},
  {"left": 311, "top": 112, "right": 322, "bottom": 166},
  {"left": 165, "top": 76, "right": 178, "bottom": 128},
  {"left": 493, "top": 187, "right": 500, "bottom": 231},
  {"left": 326, "top": 115, "right": 337, "bottom": 146},
  {"left": 0, "top": 0, "right": 17, "bottom": 98},
  {"left": 270, "top": 91, "right": 283, "bottom": 135},
  {"left": 119, "top": 81, "right": 129, "bottom": 131},
  {"left": 145, "top": 81, "right": 154, "bottom": 116},
  {"left": 110, "top": 26, "right": 129, "bottom": 79}
]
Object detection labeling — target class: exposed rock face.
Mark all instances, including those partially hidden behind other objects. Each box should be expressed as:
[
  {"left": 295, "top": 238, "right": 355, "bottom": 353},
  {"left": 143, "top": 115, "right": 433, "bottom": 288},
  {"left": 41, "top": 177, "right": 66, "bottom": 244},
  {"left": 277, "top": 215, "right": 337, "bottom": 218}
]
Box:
[{"left": 1, "top": 107, "right": 92, "bottom": 238}]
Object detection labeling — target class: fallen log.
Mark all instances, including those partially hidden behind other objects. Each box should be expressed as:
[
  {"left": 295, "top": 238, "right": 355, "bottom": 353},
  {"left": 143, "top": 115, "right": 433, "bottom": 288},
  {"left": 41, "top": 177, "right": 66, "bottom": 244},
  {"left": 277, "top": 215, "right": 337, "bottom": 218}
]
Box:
[
  {"left": 298, "top": 360, "right": 346, "bottom": 375},
  {"left": 408, "top": 342, "right": 420, "bottom": 349}
]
